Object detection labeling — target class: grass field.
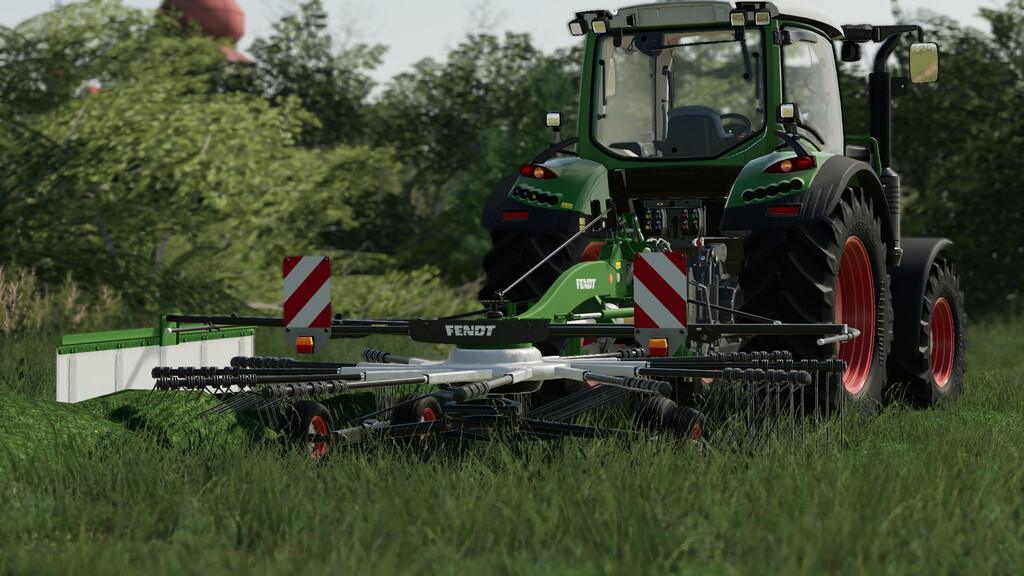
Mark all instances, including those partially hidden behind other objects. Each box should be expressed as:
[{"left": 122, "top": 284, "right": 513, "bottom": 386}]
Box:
[{"left": 1, "top": 319, "right": 1022, "bottom": 574}]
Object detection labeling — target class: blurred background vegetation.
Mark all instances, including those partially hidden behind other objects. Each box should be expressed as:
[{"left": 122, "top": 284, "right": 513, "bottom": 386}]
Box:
[{"left": 0, "top": 0, "right": 1021, "bottom": 335}]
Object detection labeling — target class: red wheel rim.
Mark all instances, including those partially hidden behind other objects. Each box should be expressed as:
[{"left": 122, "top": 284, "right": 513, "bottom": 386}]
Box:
[
  {"left": 580, "top": 242, "right": 604, "bottom": 262},
  {"left": 836, "top": 237, "right": 876, "bottom": 395},
  {"left": 418, "top": 407, "right": 437, "bottom": 447},
  {"left": 930, "top": 297, "right": 954, "bottom": 388},
  {"left": 309, "top": 415, "right": 328, "bottom": 459}
]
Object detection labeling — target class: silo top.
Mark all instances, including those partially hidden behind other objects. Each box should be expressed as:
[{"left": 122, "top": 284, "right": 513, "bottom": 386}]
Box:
[{"left": 161, "top": 0, "right": 245, "bottom": 42}]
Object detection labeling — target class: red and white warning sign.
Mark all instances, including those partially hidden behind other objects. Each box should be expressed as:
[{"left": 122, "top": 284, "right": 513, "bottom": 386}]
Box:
[
  {"left": 283, "top": 256, "right": 332, "bottom": 353},
  {"left": 633, "top": 252, "right": 688, "bottom": 356}
]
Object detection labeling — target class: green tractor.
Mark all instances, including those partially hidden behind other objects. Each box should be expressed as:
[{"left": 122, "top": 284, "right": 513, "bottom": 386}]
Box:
[{"left": 480, "top": 1, "right": 966, "bottom": 410}]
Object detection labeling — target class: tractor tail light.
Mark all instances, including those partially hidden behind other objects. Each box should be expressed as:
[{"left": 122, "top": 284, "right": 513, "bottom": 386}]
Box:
[
  {"left": 520, "top": 164, "right": 558, "bottom": 179},
  {"left": 764, "top": 155, "right": 816, "bottom": 174}
]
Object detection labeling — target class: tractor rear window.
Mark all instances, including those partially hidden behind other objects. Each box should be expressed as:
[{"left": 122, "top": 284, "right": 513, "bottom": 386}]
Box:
[{"left": 592, "top": 27, "right": 766, "bottom": 160}]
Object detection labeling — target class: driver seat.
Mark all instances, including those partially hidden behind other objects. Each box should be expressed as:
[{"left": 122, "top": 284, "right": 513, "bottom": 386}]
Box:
[{"left": 663, "top": 106, "right": 733, "bottom": 158}]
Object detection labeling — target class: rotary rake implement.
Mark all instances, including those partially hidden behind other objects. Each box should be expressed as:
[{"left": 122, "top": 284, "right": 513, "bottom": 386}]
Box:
[{"left": 144, "top": 213, "right": 857, "bottom": 457}]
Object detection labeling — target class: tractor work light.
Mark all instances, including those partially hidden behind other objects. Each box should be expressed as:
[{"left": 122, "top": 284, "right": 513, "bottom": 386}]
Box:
[
  {"left": 765, "top": 156, "right": 817, "bottom": 174},
  {"left": 754, "top": 11, "right": 770, "bottom": 25},
  {"left": 568, "top": 13, "right": 587, "bottom": 36},
  {"left": 591, "top": 16, "right": 610, "bottom": 34},
  {"left": 521, "top": 164, "right": 558, "bottom": 179},
  {"left": 730, "top": 10, "right": 746, "bottom": 26}
]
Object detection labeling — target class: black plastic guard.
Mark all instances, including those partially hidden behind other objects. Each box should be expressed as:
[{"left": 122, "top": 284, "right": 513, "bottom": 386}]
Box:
[{"left": 888, "top": 237, "right": 953, "bottom": 361}]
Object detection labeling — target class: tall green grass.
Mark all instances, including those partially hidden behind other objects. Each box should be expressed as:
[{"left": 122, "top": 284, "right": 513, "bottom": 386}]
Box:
[{"left": 1, "top": 280, "right": 1022, "bottom": 573}]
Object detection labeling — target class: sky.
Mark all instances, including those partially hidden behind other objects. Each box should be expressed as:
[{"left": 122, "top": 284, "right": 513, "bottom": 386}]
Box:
[{"left": 0, "top": 0, "right": 1001, "bottom": 86}]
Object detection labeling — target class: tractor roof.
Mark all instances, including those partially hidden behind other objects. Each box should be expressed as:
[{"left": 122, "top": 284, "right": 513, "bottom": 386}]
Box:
[{"left": 606, "top": 1, "right": 844, "bottom": 40}]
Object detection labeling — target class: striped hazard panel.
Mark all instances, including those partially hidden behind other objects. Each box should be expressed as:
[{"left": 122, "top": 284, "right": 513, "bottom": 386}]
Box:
[
  {"left": 633, "top": 252, "right": 687, "bottom": 329},
  {"left": 283, "top": 256, "right": 332, "bottom": 330}
]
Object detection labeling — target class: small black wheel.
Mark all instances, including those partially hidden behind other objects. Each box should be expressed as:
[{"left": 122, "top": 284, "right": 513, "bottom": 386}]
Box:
[
  {"left": 888, "top": 258, "right": 967, "bottom": 406},
  {"left": 285, "top": 401, "right": 333, "bottom": 460},
  {"left": 633, "top": 395, "right": 677, "bottom": 430},
  {"left": 663, "top": 406, "right": 707, "bottom": 440},
  {"left": 391, "top": 393, "right": 443, "bottom": 448}
]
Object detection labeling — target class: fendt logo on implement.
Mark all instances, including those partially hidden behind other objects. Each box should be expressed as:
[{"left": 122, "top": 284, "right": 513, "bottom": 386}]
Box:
[
  {"left": 576, "top": 278, "right": 596, "bottom": 290},
  {"left": 445, "top": 324, "right": 498, "bottom": 337}
]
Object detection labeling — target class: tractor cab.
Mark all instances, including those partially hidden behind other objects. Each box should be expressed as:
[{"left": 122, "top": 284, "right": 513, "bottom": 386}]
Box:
[{"left": 576, "top": 2, "right": 847, "bottom": 163}]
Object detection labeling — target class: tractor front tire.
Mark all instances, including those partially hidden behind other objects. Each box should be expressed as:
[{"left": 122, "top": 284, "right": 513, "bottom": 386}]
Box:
[
  {"left": 738, "top": 187, "right": 893, "bottom": 412},
  {"left": 887, "top": 259, "right": 967, "bottom": 406}
]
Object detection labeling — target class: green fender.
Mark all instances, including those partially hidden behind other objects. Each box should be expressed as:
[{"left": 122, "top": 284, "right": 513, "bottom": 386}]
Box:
[
  {"left": 720, "top": 154, "right": 895, "bottom": 256},
  {"left": 481, "top": 157, "right": 610, "bottom": 232}
]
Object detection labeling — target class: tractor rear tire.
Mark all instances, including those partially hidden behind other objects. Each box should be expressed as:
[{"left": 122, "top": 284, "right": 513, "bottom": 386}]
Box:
[
  {"left": 479, "top": 230, "right": 589, "bottom": 303},
  {"left": 887, "top": 258, "right": 967, "bottom": 406},
  {"left": 738, "top": 187, "right": 893, "bottom": 412},
  {"left": 285, "top": 401, "right": 333, "bottom": 460}
]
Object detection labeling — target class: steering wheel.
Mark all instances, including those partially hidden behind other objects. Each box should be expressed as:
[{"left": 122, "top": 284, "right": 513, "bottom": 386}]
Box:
[{"left": 719, "top": 113, "right": 753, "bottom": 138}]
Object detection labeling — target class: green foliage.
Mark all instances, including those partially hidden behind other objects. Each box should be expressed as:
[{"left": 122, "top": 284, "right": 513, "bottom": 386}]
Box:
[
  {"left": 893, "top": 3, "right": 1024, "bottom": 312},
  {"left": 0, "top": 266, "right": 123, "bottom": 338},
  {"left": 0, "top": 0, "right": 407, "bottom": 320},
  {"left": 246, "top": 0, "right": 384, "bottom": 147},
  {"left": 840, "top": 1, "right": 1024, "bottom": 314},
  {"left": 366, "top": 34, "right": 583, "bottom": 282}
]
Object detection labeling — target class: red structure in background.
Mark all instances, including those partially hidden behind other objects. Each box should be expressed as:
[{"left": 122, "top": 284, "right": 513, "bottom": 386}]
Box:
[{"left": 159, "top": 0, "right": 249, "bottom": 62}]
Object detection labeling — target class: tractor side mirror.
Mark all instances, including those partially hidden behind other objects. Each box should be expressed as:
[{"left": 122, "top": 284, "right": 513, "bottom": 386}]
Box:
[{"left": 909, "top": 43, "right": 939, "bottom": 83}]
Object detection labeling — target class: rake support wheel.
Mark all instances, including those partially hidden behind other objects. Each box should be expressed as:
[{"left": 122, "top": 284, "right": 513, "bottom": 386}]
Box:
[
  {"left": 391, "top": 393, "right": 443, "bottom": 448},
  {"left": 738, "top": 187, "right": 893, "bottom": 412},
  {"left": 286, "top": 401, "right": 333, "bottom": 459}
]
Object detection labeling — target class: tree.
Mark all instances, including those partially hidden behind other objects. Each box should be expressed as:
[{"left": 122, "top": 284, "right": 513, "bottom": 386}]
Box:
[
  {"left": 367, "top": 33, "right": 583, "bottom": 281},
  {"left": 888, "top": 1, "right": 1024, "bottom": 312},
  {"left": 246, "top": 0, "right": 384, "bottom": 147},
  {"left": 0, "top": 0, "right": 402, "bottom": 320}
]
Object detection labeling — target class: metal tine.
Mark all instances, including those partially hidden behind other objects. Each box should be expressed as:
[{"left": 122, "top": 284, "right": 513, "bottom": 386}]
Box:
[
  {"left": 250, "top": 397, "right": 290, "bottom": 413},
  {"left": 348, "top": 391, "right": 443, "bottom": 424},
  {"left": 790, "top": 378, "right": 795, "bottom": 447},
  {"left": 760, "top": 382, "right": 790, "bottom": 451},
  {"left": 200, "top": 390, "right": 259, "bottom": 415},
  {"left": 540, "top": 386, "right": 630, "bottom": 422},
  {"left": 752, "top": 382, "right": 772, "bottom": 449},
  {"left": 826, "top": 375, "right": 832, "bottom": 453},
  {"left": 219, "top": 390, "right": 266, "bottom": 414},
  {"left": 198, "top": 399, "right": 232, "bottom": 416},
  {"left": 146, "top": 383, "right": 159, "bottom": 404}
]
